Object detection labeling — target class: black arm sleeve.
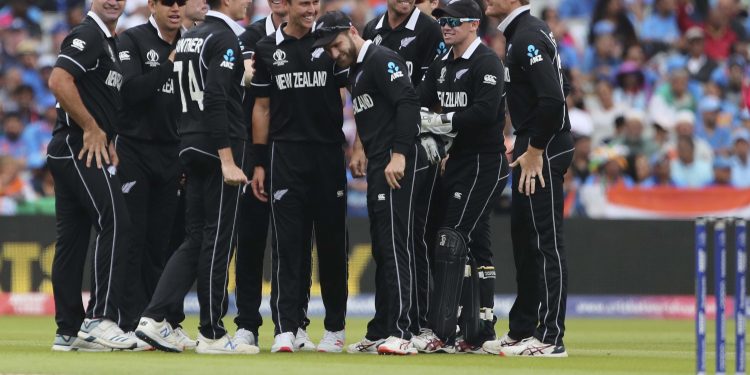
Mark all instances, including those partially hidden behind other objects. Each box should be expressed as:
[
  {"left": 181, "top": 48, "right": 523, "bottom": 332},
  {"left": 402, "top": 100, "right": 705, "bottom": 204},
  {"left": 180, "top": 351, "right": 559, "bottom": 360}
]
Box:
[
  {"left": 117, "top": 32, "right": 174, "bottom": 106},
  {"left": 203, "top": 34, "right": 239, "bottom": 150},
  {"left": 239, "top": 27, "right": 264, "bottom": 61},
  {"left": 417, "top": 58, "right": 440, "bottom": 109},
  {"left": 373, "top": 55, "right": 420, "bottom": 155},
  {"left": 451, "top": 55, "right": 504, "bottom": 132},
  {"left": 516, "top": 34, "right": 566, "bottom": 149}
]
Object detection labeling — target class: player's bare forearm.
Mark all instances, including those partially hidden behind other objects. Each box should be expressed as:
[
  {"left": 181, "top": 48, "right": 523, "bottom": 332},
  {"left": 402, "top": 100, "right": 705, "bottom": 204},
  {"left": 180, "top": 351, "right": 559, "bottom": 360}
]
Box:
[
  {"left": 48, "top": 68, "right": 98, "bottom": 133},
  {"left": 252, "top": 97, "right": 270, "bottom": 145}
]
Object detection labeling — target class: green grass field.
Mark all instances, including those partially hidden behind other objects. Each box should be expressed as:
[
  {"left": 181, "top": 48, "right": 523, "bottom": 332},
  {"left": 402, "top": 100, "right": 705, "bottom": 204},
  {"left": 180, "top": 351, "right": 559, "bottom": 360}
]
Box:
[{"left": 0, "top": 316, "right": 733, "bottom": 374}]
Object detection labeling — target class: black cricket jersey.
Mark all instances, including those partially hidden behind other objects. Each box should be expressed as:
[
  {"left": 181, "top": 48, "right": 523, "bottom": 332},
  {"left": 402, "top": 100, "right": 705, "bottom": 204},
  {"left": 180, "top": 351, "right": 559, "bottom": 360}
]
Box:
[
  {"left": 418, "top": 38, "right": 506, "bottom": 155},
  {"left": 500, "top": 6, "right": 571, "bottom": 150},
  {"left": 348, "top": 41, "right": 419, "bottom": 158},
  {"left": 53, "top": 11, "right": 123, "bottom": 140},
  {"left": 174, "top": 11, "right": 247, "bottom": 149},
  {"left": 362, "top": 7, "right": 445, "bottom": 85},
  {"left": 239, "top": 16, "right": 277, "bottom": 140},
  {"left": 116, "top": 16, "right": 180, "bottom": 143},
  {"left": 251, "top": 24, "right": 348, "bottom": 144}
]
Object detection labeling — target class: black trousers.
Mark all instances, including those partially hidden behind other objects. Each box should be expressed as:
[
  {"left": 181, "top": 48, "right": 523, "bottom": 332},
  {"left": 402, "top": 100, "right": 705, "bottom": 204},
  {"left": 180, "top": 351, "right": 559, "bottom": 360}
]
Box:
[
  {"left": 143, "top": 136, "right": 245, "bottom": 339},
  {"left": 508, "top": 132, "right": 574, "bottom": 346},
  {"left": 437, "top": 151, "right": 509, "bottom": 341},
  {"left": 267, "top": 141, "right": 348, "bottom": 335},
  {"left": 365, "top": 146, "right": 429, "bottom": 341},
  {"left": 47, "top": 132, "right": 132, "bottom": 336},
  {"left": 114, "top": 135, "right": 180, "bottom": 332}
]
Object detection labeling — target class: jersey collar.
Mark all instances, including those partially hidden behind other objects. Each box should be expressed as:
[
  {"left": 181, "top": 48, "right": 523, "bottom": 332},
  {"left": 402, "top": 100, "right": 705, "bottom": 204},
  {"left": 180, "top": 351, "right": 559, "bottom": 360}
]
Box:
[
  {"left": 497, "top": 5, "right": 530, "bottom": 34},
  {"left": 265, "top": 15, "right": 276, "bottom": 35},
  {"left": 374, "top": 7, "right": 420, "bottom": 31},
  {"left": 148, "top": 15, "right": 172, "bottom": 43},
  {"left": 206, "top": 10, "right": 245, "bottom": 36},
  {"left": 275, "top": 22, "right": 314, "bottom": 45},
  {"left": 87, "top": 11, "right": 113, "bottom": 38},
  {"left": 356, "top": 39, "right": 373, "bottom": 64},
  {"left": 441, "top": 37, "right": 481, "bottom": 61}
]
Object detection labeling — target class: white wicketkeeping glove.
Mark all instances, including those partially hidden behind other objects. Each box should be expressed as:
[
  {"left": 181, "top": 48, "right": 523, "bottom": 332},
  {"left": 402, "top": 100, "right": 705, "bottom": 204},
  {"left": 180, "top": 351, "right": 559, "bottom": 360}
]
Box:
[
  {"left": 419, "top": 134, "right": 443, "bottom": 165},
  {"left": 420, "top": 109, "right": 454, "bottom": 135}
]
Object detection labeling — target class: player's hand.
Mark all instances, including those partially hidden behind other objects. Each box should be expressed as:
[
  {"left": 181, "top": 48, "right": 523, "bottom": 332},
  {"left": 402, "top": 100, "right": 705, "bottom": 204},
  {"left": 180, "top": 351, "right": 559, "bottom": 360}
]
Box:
[
  {"left": 108, "top": 142, "right": 119, "bottom": 167},
  {"left": 420, "top": 110, "right": 453, "bottom": 135},
  {"left": 221, "top": 162, "right": 248, "bottom": 186},
  {"left": 385, "top": 153, "right": 406, "bottom": 189},
  {"left": 79, "top": 125, "right": 110, "bottom": 169},
  {"left": 168, "top": 50, "right": 176, "bottom": 62},
  {"left": 251, "top": 166, "right": 268, "bottom": 202},
  {"left": 440, "top": 155, "right": 449, "bottom": 176},
  {"left": 349, "top": 148, "right": 367, "bottom": 177},
  {"left": 509, "top": 146, "right": 545, "bottom": 196}
]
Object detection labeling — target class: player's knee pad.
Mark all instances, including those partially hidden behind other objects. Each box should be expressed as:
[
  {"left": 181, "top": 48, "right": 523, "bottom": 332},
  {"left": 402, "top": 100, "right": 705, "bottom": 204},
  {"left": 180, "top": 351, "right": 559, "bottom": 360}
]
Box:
[{"left": 429, "top": 228, "right": 468, "bottom": 342}]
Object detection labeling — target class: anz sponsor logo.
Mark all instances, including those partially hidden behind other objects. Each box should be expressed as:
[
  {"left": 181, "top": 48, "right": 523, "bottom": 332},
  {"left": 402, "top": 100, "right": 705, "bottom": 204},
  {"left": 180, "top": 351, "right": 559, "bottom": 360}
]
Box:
[
  {"left": 175, "top": 38, "right": 204, "bottom": 53},
  {"left": 275, "top": 71, "right": 328, "bottom": 90},
  {"left": 352, "top": 93, "right": 374, "bottom": 114},
  {"left": 220, "top": 49, "right": 235, "bottom": 69},
  {"left": 527, "top": 44, "right": 543, "bottom": 65},
  {"left": 387, "top": 61, "right": 403, "bottom": 81},
  {"left": 105, "top": 70, "right": 123, "bottom": 90},
  {"left": 438, "top": 91, "right": 468, "bottom": 108}
]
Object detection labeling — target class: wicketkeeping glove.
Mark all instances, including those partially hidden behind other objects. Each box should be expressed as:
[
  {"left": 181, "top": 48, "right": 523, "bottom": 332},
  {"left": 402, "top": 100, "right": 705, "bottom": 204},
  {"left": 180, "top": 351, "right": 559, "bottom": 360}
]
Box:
[
  {"left": 420, "top": 108, "right": 454, "bottom": 135},
  {"left": 419, "top": 134, "right": 446, "bottom": 165}
]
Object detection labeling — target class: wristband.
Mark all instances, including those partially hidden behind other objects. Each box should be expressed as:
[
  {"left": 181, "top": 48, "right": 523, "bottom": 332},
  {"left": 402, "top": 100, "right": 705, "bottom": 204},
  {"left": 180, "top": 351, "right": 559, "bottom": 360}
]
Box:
[{"left": 252, "top": 144, "right": 269, "bottom": 167}]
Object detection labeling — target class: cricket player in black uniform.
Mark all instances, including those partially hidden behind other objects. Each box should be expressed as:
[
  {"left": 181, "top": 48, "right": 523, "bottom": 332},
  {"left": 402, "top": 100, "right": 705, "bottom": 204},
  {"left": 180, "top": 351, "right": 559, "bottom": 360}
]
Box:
[
  {"left": 312, "top": 11, "right": 438, "bottom": 355},
  {"left": 232, "top": 0, "right": 289, "bottom": 349},
  {"left": 115, "top": 1, "right": 192, "bottom": 350},
  {"left": 250, "top": 0, "right": 349, "bottom": 353},
  {"left": 135, "top": 0, "right": 259, "bottom": 355},
  {"left": 482, "top": 0, "right": 572, "bottom": 357},
  {"left": 410, "top": 0, "right": 509, "bottom": 354},
  {"left": 360, "top": 0, "right": 444, "bottom": 339},
  {"left": 47, "top": 1, "right": 140, "bottom": 352}
]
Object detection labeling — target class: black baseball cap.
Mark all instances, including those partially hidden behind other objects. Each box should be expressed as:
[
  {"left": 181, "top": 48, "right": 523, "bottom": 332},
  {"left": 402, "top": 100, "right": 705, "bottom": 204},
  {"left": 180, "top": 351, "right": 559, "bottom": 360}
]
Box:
[
  {"left": 432, "top": 0, "right": 482, "bottom": 19},
  {"left": 311, "top": 11, "right": 353, "bottom": 49}
]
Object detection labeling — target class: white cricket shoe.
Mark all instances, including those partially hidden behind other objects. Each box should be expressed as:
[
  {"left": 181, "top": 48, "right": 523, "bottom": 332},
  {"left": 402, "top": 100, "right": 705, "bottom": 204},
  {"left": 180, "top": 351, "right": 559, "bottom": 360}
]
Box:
[
  {"left": 234, "top": 328, "right": 257, "bottom": 347},
  {"left": 482, "top": 333, "right": 529, "bottom": 355},
  {"left": 317, "top": 330, "right": 345, "bottom": 353},
  {"left": 195, "top": 333, "right": 259, "bottom": 354},
  {"left": 52, "top": 334, "right": 111, "bottom": 352},
  {"left": 271, "top": 332, "right": 295, "bottom": 353},
  {"left": 346, "top": 337, "right": 385, "bottom": 354},
  {"left": 135, "top": 317, "right": 183, "bottom": 352},
  {"left": 173, "top": 327, "right": 196, "bottom": 350},
  {"left": 377, "top": 336, "right": 417, "bottom": 355},
  {"left": 499, "top": 337, "right": 568, "bottom": 357},
  {"left": 294, "top": 328, "right": 316, "bottom": 351},
  {"left": 410, "top": 328, "right": 446, "bottom": 353},
  {"left": 122, "top": 331, "right": 154, "bottom": 351},
  {"left": 78, "top": 318, "right": 137, "bottom": 350},
  {"left": 455, "top": 336, "right": 489, "bottom": 354}
]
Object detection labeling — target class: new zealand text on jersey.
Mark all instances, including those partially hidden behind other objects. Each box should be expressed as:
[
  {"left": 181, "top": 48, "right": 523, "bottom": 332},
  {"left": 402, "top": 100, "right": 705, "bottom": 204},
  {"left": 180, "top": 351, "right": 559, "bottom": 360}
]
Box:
[
  {"left": 275, "top": 71, "right": 327, "bottom": 90},
  {"left": 438, "top": 91, "right": 467, "bottom": 108},
  {"left": 352, "top": 93, "right": 374, "bottom": 114},
  {"left": 175, "top": 38, "right": 204, "bottom": 53}
]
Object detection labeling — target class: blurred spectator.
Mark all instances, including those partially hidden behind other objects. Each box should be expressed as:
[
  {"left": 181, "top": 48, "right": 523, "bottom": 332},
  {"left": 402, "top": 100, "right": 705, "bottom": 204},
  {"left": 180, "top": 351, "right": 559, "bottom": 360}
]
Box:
[
  {"left": 671, "top": 135, "right": 713, "bottom": 187},
  {"left": 613, "top": 61, "right": 649, "bottom": 110},
  {"left": 648, "top": 68, "right": 695, "bottom": 127},
  {"left": 0, "top": 155, "right": 25, "bottom": 214},
  {"left": 731, "top": 130, "right": 750, "bottom": 187},
  {"left": 582, "top": 20, "right": 622, "bottom": 76},
  {"left": 611, "top": 110, "right": 659, "bottom": 158},
  {"left": 1, "top": 18, "right": 30, "bottom": 68},
  {"left": 670, "top": 110, "right": 714, "bottom": 163},
  {"left": 588, "top": 0, "right": 638, "bottom": 50},
  {"left": 571, "top": 134, "right": 593, "bottom": 184},
  {"left": 682, "top": 26, "right": 718, "bottom": 83},
  {"left": 22, "top": 105, "right": 54, "bottom": 169},
  {"left": 703, "top": 6, "right": 738, "bottom": 60},
  {"left": 586, "top": 78, "right": 628, "bottom": 146},
  {"left": 541, "top": 7, "right": 581, "bottom": 70},
  {"left": 640, "top": 0, "right": 680, "bottom": 45},
  {"left": 558, "top": 0, "right": 597, "bottom": 19},
  {"left": 712, "top": 157, "right": 733, "bottom": 186},
  {"left": 12, "top": 84, "right": 40, "bottom": 124},
  {"left": 627, "top": 153, "right": 653, "bottom": 187},
  {"left": 711, "top": 55, "right": 747, "bottom": 110},
  {"left": 695, "top": 95, "right": 732, "bottom": 156},
  {"left": 0, "top": 0, "right": 43, "bottom": 37},
  {"left": 641, "top": 154, "right": 674, "bottom": 187},
  {"left": 15, "top": 40, "right": 46, "bottom": 99},
  {"left": 0, "top": 112, "right": 35, "bottom": 166}
]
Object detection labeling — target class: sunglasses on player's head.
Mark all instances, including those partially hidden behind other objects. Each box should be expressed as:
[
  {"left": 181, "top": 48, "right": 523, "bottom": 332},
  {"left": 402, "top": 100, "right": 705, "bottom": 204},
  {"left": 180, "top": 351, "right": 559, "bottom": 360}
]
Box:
[
  {"left": 437, "top": 17, "right": 479, "bottom": 28},
  {"left": 313, "top": 25, "right": 351, "bottom": 39},
  {"left": 160, "top": 0, "right": 187, "bottom": 7}
]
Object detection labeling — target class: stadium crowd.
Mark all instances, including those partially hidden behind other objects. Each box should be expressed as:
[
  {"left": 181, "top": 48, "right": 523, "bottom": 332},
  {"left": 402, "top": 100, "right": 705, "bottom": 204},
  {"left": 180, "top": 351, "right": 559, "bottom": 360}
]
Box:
[{"left": 0, "top": 0, "right": 749, "bottom": 216}]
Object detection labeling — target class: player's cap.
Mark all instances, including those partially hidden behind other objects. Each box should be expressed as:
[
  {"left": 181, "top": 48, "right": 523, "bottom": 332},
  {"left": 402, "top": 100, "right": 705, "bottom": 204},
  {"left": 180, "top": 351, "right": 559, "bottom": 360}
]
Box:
[
  {"left": 311, "top": 11, "right": 353, "bottom": 50},
  {"left": 432, "top": 0, "right": 482, "bottom": 20},
  {"left": 685, "top": 26, "right": 704, "bottom": 40}
]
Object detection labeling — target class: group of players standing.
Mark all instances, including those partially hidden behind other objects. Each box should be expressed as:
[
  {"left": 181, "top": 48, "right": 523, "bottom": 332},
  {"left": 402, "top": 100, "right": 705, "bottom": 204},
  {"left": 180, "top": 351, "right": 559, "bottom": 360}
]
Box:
[{"left": 47, "top": 0, "right": 572, "bottom": 357}]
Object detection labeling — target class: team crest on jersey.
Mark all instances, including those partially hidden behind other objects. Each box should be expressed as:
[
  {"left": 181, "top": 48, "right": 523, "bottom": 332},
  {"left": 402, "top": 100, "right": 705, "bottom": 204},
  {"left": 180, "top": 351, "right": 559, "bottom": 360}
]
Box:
[
  {"left": 387, "top": 61, "right": 403, "bottom": 81},
  {"left": 146, "top": 49, "right": 160, "bottom": 67},
  {"left": 273, "top": 49, "right": 288, "bottom": 66},
  {"left": 399, "top": 36, "right": 416, "bottom": 50},
  {"left": 71, "top": 38, "right": 86, "bottom": 51},
  {"left": 311, "top": 47, "right": 325, "bottom": 61},
  {"left": 220, "top": 49, "right": 235, "bottom": 69},
  {"left": 373, "top": 35, "right": 383, "bottom": 46},
  {"left": 527, "top": 44, "right": 542, "bottom": 65},
  {"left": 454, "top": 68, "right": 468, "bottom": 81},
  {"left": 437, "top": 66, "right": 446, "bottom": 84}
]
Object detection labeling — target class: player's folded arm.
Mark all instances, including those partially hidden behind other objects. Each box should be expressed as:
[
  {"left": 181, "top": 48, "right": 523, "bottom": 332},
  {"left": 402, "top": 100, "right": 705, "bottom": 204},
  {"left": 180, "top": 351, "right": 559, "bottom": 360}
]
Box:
[{"left": 118, "top": 32, "right": 174, "bottom": 106}]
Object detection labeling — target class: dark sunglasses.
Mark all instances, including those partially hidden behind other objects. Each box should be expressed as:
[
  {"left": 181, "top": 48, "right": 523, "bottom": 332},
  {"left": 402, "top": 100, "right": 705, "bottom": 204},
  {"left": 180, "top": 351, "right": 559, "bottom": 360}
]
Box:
[
  {"left": 161, "top": 0, "right": 187, "bottom": 7},
  {"left": 437, "top": 17, "right": 479, "bottom": 28}
]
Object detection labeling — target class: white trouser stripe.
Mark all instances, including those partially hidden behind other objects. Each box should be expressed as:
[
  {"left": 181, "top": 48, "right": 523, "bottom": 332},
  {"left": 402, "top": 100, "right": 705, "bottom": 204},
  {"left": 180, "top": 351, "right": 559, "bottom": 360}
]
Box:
[
  {"left": 219, "top": 142, "right": 245, "bottom": 332},
  {"left": 208, "top": 161, "right": 225, "bottom": 338},
  {"left": 270, "top": 142, "right": 283, "bottom": 333}
]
